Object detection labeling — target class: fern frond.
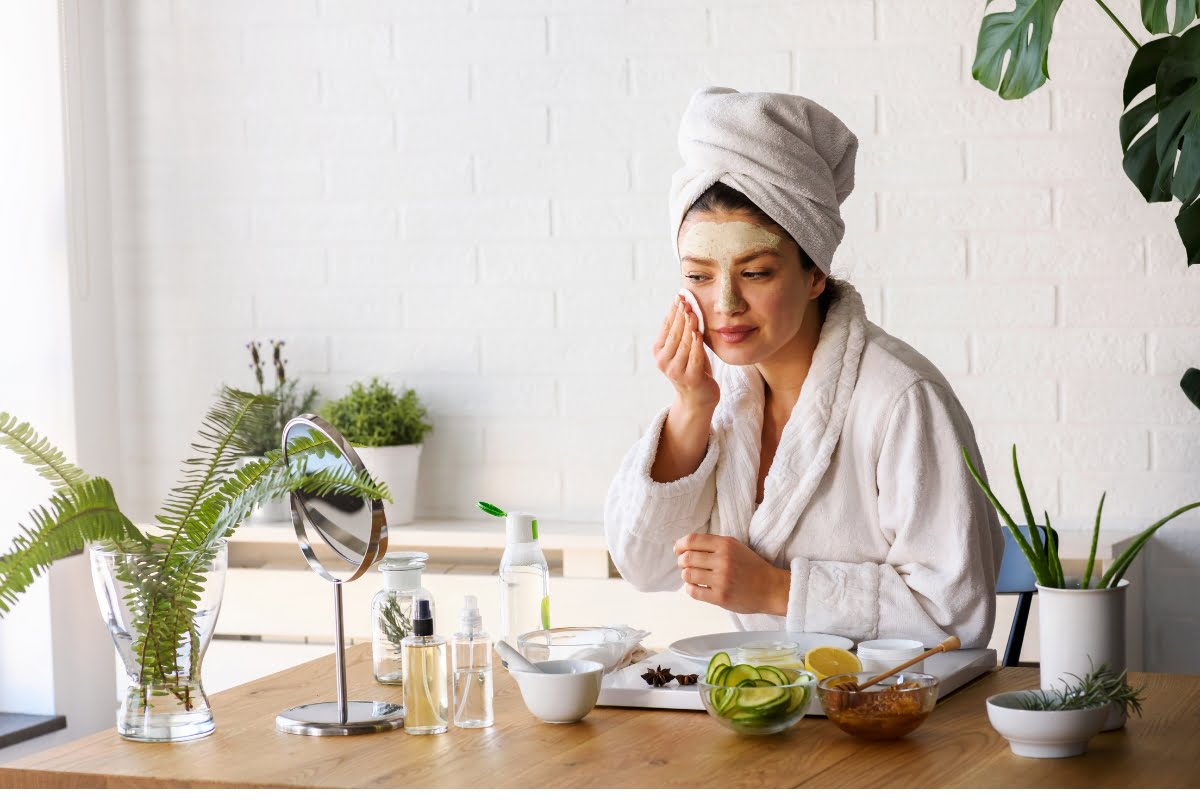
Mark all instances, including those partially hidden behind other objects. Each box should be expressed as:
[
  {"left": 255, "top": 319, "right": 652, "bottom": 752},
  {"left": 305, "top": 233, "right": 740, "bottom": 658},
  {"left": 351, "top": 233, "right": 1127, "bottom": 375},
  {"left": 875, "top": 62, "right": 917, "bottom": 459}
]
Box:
[
  {"left": 0, "top": 478, "right": 144, "bottom": 616},
  {"left": 0, "top": 412, "right": 90, "bottom": 491},
  {"left": 133, "top": 429, "right": 389, "bottom": 682},
  {"left": 188, "top": 456, "right": 392, "bottom": 553},
  {"left": 154, "top": 387, "right": 276, "bottom": 544}
]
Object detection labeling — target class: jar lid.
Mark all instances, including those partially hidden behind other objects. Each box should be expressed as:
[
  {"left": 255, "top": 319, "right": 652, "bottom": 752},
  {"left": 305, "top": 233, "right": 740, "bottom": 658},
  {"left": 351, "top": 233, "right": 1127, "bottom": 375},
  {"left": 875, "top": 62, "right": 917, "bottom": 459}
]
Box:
[
  {"left": 856, "top": 638, "right": 925, "bottom": 657},
  {"left": 377, "top": 551, "right": 429, "bottom": 572},
  {"left": 736, "top": 640, "right": 800, "bottom": 657}
]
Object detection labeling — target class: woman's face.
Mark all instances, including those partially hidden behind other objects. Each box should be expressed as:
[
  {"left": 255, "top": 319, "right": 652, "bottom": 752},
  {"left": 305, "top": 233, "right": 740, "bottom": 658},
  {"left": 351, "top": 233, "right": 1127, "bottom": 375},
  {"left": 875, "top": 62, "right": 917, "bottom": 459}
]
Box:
[{"left": 678, "top": 210, "right": 824, "bottom": 366}]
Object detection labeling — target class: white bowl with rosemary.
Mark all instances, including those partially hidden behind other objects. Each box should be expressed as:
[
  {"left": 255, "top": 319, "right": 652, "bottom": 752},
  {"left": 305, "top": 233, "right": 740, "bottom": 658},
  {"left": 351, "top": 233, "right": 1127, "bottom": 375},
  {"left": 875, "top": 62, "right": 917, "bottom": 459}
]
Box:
[{"left": 986, "top": 665, "right": 1144, "bottom": 758}]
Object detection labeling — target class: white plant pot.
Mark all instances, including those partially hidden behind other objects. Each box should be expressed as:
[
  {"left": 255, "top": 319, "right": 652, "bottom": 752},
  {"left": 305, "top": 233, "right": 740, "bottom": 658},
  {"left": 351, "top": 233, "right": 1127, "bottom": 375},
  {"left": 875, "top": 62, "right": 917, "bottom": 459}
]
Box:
[
  {"left": 1037, "top": 579, "right": 1129, "bottom": 731},
  {"left": 355, "top": 444, "right": 422, "bottom": 526}
]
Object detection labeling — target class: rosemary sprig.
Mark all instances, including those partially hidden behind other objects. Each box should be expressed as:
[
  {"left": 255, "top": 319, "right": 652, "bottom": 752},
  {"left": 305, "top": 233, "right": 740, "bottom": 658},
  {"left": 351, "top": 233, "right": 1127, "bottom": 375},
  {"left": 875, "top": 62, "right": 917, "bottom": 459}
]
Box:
[
  {"left": 379, "top": 596, "right": 411, "bottom": 654},
  {"left": 1016, "top": 662, "right": 1145, "bottom": 718}
]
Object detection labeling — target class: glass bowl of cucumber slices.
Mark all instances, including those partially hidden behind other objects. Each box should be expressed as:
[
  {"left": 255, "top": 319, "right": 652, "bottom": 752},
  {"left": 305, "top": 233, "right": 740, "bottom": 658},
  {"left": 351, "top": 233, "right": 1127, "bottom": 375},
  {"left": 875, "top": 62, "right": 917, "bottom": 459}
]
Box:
[{"left": 698, "top": 651, "right": 817, "bottom": 735}]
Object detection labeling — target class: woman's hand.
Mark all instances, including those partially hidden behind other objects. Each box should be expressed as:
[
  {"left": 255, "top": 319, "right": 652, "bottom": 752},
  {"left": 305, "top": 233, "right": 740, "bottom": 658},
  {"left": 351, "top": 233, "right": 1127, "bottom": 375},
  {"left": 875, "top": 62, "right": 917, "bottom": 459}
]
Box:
[
  {"left": 653, "top": 296, "right": 719, "bottom": 413},
  {"left": 674, "top": 533, "right": 790, "bottom": 616}
]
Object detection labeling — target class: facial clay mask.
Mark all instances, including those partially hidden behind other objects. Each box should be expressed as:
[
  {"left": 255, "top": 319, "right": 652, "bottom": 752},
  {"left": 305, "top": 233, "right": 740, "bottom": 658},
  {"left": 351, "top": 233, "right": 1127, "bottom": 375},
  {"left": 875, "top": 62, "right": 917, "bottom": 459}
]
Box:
[
  {"left": 677, "top": 287, "right": 705, "bottom": 333},
  {"left": 679, "top": 221, "right": 782, "bottom": 314}
]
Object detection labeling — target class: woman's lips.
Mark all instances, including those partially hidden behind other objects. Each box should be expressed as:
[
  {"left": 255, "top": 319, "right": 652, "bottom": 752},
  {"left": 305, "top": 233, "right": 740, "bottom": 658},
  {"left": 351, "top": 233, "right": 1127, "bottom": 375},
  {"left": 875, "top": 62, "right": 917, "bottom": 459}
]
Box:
[{"left": 714, "top": 326, "right": 756, "bottom": 344}]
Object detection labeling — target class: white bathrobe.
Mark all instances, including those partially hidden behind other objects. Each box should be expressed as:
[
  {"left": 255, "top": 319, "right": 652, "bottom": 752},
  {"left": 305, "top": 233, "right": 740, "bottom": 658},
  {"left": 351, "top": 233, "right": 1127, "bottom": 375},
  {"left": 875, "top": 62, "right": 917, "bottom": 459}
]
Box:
[{"left": 604, "top": 282, "right": 1004, "bottom": 648}]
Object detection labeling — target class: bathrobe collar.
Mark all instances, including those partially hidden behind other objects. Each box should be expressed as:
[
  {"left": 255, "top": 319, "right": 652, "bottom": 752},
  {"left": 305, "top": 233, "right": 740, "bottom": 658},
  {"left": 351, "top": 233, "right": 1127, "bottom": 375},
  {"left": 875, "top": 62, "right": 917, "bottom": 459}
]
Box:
[{"left": 713, "top": 282, "right": 868, "bottom": 563}]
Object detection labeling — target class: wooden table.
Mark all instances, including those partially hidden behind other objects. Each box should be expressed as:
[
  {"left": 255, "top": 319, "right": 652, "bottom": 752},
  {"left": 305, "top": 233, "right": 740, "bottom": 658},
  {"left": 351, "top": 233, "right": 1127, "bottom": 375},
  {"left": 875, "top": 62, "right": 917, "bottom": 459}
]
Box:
[{"left": 2, "top": 644, "right": 1197, "bottom": 789}]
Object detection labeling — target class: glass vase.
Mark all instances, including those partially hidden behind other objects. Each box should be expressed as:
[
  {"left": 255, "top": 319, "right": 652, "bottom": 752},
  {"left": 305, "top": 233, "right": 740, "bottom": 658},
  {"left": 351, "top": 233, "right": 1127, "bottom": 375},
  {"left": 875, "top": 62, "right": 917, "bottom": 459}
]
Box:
[{"left": 89, "top": 539, "right": 228, "bottom": 742}]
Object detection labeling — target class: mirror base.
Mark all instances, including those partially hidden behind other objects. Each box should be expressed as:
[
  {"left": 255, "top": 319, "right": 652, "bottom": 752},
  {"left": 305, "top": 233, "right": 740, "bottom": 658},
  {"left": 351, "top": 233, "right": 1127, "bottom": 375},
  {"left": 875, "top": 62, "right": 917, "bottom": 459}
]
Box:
[{"left": 276, "top": 701, "right": 405, "bottom": 736}]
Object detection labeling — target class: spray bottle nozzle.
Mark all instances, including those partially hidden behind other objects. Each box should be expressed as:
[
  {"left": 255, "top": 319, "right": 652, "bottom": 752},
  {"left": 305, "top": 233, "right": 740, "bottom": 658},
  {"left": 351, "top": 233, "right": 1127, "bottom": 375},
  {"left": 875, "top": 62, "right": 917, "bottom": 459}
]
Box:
[
  {"left": 413, "top": 597, "right": 434, "bottom": 637},
  {"left": 458, "top": 594, "right": 484, "bottom": 637}
]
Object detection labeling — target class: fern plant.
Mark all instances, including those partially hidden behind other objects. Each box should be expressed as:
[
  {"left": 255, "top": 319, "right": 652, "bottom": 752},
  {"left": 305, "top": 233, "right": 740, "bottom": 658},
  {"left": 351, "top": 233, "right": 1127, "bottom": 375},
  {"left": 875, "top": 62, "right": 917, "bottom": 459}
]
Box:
[{"left": 0, "top": 387, "right": 391, "bottom": 708}]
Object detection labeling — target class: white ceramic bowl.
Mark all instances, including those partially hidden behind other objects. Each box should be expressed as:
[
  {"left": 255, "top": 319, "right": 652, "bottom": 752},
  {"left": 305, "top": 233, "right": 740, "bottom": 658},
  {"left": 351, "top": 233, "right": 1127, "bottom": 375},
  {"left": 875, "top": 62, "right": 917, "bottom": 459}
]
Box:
[
  {"left": 511, "top": 659, "right": 604, "bottom": 724},
  {"left": 986, "top": 690, "right": 1108, "bottom": 758},
  {"left": 517, "top": 627, "right": 628, "bottom": 674},
  {"left": 856, "top": 639, "right": 924, "bottom": 673}
]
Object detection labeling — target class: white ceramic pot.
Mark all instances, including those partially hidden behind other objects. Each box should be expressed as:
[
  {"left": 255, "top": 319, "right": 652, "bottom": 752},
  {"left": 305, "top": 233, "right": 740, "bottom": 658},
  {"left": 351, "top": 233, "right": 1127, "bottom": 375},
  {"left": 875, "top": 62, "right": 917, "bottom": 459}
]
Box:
[
  {"left": 986, "top": 690, "right": 1108, "bottom": 758},
  {"left": 355, "top": 444, "right": 422, "bottom": 526},
  {"left": 1037, "top": 579, "right": 1129, "bottom": 731}
]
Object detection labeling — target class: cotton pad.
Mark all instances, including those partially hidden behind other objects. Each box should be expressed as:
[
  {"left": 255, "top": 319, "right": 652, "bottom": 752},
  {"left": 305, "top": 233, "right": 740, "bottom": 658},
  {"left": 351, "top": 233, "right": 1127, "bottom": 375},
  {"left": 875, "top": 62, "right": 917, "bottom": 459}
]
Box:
[{"left": 677, "top": 288, "right": 705, "bottom": 334}]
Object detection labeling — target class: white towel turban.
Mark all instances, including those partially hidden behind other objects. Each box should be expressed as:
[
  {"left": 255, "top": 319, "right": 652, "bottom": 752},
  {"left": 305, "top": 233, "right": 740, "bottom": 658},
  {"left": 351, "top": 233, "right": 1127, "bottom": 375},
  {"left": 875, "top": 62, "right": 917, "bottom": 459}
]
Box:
[{"left": 668, "top": 87, "right": 859, "bottom": 274}]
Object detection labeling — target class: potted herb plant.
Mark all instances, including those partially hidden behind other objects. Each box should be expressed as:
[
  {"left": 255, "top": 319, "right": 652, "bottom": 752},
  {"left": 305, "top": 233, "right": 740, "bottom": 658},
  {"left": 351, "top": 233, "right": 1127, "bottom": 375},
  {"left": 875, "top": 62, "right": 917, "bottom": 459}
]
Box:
[
  {"left": 0, "top": 388, "right": 389, "bottom": 742},
  {"left": 987, "top": 662, "right": 1146, "bottom": 758},
  {"left": 321, "top": 378, "right": 432, "bottom": 525},
  {"left": 237, "top": 340, "right": 320, "bottom": 523},
  {"left": 963, "top": 445, "right": 1199, "bottom": 730}
]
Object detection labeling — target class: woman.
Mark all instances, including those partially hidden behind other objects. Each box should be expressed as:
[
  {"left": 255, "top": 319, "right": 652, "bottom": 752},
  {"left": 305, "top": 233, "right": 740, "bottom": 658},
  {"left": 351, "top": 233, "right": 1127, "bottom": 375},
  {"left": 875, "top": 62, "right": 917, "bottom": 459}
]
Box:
[{"left": 604, "top": 87, "right": 1003, "bottom": 648}]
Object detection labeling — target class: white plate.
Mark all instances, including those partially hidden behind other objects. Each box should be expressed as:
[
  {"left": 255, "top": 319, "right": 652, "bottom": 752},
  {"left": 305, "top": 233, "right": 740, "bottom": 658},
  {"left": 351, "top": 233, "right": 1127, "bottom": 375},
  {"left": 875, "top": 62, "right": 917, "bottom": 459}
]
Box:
[{"left": 667, "top": 631, "right": 855, "bottom": 664}]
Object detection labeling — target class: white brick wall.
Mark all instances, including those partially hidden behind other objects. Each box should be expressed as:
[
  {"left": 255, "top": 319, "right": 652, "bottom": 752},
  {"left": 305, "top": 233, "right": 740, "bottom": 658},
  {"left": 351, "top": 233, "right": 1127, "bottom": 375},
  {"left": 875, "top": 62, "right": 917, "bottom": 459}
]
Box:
[{"left": 102, "top": 1, "right": 1199, "bottom": 662}]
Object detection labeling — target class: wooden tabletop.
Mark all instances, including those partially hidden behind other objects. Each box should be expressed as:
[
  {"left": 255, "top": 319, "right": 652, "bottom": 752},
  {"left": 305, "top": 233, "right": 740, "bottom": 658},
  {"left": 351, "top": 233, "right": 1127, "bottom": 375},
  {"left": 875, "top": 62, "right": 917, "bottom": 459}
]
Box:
[{"left": 3, "top": 644, "right": 1197, "bottom": 789}]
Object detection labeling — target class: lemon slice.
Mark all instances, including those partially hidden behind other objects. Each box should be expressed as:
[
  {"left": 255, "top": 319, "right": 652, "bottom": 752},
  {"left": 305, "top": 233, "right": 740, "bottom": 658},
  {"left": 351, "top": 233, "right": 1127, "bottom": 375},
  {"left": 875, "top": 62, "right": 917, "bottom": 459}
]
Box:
[{"left": 803, "top": 646, "right": 861, "bottom": 681}]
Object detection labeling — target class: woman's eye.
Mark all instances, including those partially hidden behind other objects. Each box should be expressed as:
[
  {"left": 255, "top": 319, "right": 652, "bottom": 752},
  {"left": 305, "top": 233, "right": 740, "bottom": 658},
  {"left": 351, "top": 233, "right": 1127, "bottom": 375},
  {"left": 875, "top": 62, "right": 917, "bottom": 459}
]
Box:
[
  {"left": 743, "top": 271, "right": 771, "bottom": 279},
  {"left": 684, "top": 274, "right": 707, "bottom": 283}
]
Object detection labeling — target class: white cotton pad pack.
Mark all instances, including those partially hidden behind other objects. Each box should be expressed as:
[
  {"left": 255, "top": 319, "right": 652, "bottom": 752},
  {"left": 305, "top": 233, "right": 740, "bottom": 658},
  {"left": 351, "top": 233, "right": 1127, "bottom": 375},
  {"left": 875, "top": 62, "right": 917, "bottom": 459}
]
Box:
[{"left": 677, "top": 288, "right": 705, "bottom": 333}]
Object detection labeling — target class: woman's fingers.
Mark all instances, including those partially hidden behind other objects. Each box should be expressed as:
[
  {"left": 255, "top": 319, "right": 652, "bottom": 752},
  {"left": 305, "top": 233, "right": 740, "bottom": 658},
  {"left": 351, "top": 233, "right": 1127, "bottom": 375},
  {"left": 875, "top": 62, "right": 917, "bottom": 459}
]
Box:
[
  {"left": 673, "top": 532, "right": 722, "bottom": 554},
  {"left": 653, "top": 298, "right": 679, "bottom": 353},
  {"left": 684, "top": 582, "right": 718, "bottom": 605},
  {"left": 677, "top": 548, "right": 717, "bottom": 570},
  {"left": 658, "top": 300, "right": 687, "bottom": 367},
  {"left": 685, "top": 329, "right": 707, "bottom": 380},
  {"left": 680, "top": 567, "right": 711, "bottom": 586},
  {"left": 668, "top": 319, "right": 694, "bottom": 376}
]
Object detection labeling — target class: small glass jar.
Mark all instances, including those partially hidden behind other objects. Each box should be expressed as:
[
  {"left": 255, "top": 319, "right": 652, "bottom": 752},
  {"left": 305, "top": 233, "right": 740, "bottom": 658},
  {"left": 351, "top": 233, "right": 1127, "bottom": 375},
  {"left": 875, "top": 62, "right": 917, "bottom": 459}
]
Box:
[
  {"left": 371, "top": 551, "right": 431, "bottom": 685},
  {"left": 736, "top": 641, "right": 804, "bottom": 669}
]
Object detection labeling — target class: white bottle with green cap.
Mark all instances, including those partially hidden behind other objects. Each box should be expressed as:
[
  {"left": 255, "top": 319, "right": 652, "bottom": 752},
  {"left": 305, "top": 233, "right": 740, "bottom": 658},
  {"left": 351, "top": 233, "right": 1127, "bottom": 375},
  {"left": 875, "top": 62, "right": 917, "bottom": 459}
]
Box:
[{"left": 497, "top": 510, "right": 551, "bottom": 650}]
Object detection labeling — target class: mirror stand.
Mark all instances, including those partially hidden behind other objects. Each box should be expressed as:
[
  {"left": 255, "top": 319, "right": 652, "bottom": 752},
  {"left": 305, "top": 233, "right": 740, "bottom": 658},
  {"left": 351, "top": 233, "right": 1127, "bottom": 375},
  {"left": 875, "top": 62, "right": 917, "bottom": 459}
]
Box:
[
  {"left": 274, "top": 416, "right": 406, "bottom": 737},
  {"left": 275, "top": 580, "right": 404, "bottom": 736}
]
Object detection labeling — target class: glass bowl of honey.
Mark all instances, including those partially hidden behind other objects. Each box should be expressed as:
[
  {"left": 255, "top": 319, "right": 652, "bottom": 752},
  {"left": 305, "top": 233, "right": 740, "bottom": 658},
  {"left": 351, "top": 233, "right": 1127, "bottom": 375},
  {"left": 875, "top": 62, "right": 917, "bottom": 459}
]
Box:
[{"left": 816, "top": 672, "right": 938, "bottom": 740}]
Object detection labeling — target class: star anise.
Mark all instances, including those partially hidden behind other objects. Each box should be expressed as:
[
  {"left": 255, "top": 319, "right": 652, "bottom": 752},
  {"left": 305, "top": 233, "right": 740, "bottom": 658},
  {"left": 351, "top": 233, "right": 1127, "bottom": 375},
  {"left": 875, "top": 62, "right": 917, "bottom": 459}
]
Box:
[
  {"left": 640, "top": 664, "right": 675, "bottom": 687},
  {"left": 674, "top": 673, "right": 699, "bottom": 686}
]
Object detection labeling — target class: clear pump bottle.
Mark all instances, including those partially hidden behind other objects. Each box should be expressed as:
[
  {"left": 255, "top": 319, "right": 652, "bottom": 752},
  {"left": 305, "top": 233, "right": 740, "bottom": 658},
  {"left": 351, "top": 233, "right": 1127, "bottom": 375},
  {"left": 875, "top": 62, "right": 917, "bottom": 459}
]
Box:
[
  {"left": 452, "top": 595, "right": 494, "bottom": 728},
  {"left": 401, "top": 597, "right": 448, "bottom": 735},
  {"left": 498, "top": 512, "right": 550, "bottom": 649},
  {"left": 371, "top": 551, "right": 430, "bottom": 685}
]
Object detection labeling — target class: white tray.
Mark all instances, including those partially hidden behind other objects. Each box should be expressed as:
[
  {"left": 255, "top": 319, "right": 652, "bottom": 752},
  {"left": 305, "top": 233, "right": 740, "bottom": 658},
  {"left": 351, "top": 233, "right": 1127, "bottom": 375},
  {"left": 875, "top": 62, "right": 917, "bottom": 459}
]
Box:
[{"left": 597, "top": 648, "right": 997, "bottom": 716}]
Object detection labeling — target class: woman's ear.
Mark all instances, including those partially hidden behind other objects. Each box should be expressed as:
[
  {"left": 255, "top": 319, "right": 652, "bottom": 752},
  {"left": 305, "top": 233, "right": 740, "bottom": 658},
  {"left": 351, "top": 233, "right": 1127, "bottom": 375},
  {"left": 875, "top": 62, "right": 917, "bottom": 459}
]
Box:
[{"left": 808, "top": 269, "right": 827, "bottom": 300}]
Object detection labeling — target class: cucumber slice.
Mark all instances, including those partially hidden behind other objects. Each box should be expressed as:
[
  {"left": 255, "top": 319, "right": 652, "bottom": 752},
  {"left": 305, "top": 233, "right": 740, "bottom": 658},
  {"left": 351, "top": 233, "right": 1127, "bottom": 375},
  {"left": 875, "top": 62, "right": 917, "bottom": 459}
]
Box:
[
  {"left": 710, "top": 665, "right": 730, "bottom": 686},
  {"left": 705, "top": 651, "right": 731, "bottom": 683},
  {"left": 724, "top": 664, "right": 760, "bottom": 686},
  {"left": 711, "top": 686, "right": 737, "bottom": 714},
  {"left": 737, "top": 685, "right": 787, "bottom": 709},
  {"left": 757, "top": 666, "right": 788, "bottom": 686},
  {"left": 785, "top": 684, "right": 810, "bottom": 713}
]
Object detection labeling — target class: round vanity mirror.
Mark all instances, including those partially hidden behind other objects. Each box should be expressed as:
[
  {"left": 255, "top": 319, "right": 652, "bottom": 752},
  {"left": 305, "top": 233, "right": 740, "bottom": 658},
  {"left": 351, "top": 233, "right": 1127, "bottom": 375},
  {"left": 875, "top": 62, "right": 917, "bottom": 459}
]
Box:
[
  {"left": 275, "top": 414, "right": 405, "bottom": 736},
  {"left": 283, "top": 416, "right": 384, "bottom": 582}
]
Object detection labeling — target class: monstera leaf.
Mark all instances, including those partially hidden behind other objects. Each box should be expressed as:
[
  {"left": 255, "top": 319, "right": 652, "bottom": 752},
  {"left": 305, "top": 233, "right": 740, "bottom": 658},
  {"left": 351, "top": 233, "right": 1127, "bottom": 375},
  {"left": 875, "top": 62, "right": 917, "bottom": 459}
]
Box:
[
  {"left": 1120, "top": 28, "right": 1200, "bottom": 264},
  {"left": 1183, "top": 367, "right": 1200, "bottom": 410},
  {"left": 1141, "top": 0, "right": 1200, "bottom": 35},
  {"left": 972, "top": 0, "right": 1066, "bottom": 100}
]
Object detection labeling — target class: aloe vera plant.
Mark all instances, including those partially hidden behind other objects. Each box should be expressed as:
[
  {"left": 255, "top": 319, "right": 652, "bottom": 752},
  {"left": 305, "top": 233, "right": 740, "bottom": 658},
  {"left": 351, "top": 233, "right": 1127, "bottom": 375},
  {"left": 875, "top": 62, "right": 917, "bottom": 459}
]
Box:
[
  {"left": 963, "top": 445, "right": 1200, "bottom": 589},
  {"left": 0, "top": 387, "right": 391, "bottom": 699}
]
